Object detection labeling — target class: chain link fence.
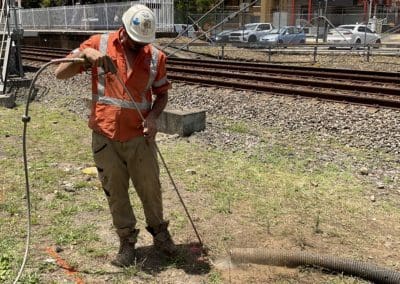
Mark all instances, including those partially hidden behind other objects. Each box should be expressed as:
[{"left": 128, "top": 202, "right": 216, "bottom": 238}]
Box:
[{"left": 15, "top": 0, "right": 174, "bottom": 32}]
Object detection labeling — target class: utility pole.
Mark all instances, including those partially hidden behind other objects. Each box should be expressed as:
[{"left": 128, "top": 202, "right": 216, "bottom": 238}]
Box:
[
  {"left": 316, "top": 0, "right": 321, "bottom": 43},
  {"left": 323, "top": 0, "right": 328, "bottom": 42}
]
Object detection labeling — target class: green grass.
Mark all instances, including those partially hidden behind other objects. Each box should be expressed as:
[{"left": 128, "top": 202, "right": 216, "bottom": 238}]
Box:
[{"left": 0, "top": 254, "right": 12, "bottom": 282}]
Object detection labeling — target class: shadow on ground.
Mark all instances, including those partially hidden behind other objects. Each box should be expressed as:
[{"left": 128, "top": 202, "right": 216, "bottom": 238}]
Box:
[{"left": 132, "top": 242, "right": 211, "bottom": 275}]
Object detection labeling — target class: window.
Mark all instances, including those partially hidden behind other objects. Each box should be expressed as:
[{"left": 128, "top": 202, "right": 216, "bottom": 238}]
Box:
[
  {"left": 287, "top": 27, "right": 295, "bottom": 34},
  {"left": 258, "top": 24, "right": 270, "bottom": 31}
]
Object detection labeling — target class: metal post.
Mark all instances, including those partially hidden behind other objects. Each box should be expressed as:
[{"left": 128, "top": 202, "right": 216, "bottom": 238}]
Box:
[
  {"left": 186, "top": 0, "right": 190, "bottom": 35},
  {"left": 32, "top": 9, "right": 35, "bottom": 30},
  {"left": 105, "top": 3, "right": 109, "bottom": 30},
  {"left": 364, "top": 0, "right": 370, "bottom": 49},
  {"left": 367, "top": 45, "right": 370, "bottom": 62},
  {"left": 323, "top": 0, "right": 328, "bottom": 42},
  {"left": 278, "top": 4, "right": 281, "bottom": 30},
  {"left": 313, "top": 46, "right": 317, "bottom": 63},
  {"left": 83, "top": 5, "right": 87, "bottom": 30},
  {"left": 316, "top": 2, "right": 321, "bottom": 43},
  {"left": 268, "top": 45, "right": 271, "bottom": 62},
  {"left": 221, "top": 45, "right": 224, "bottom": 60},
  {"left": 47, "top": 8, "right": 50, "bottom": 29},
  {"left": 11, "top": 1, "right": 24, "bottom": 78},
  {"left": 64, "top": 6, "right": 67, "bottom": 29}
]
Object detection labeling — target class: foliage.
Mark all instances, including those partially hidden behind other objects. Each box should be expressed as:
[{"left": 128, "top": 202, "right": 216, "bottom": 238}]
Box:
[
  {"left": 0, "top": 254, "right": 11, "bottom": 282},
  {"left": 41, "top": 0, "right": 65, "bottom": 7},
  {"left": 21, "top": 0, "right": 41, "bottom": 8}
]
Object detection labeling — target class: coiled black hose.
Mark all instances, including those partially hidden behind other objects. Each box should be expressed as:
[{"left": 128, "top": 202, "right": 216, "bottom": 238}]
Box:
[{"left": 230, "top": 248, "right": 400, "bottom": 284}]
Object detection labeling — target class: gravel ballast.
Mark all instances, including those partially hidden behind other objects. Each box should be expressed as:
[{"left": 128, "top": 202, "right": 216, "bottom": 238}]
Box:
[{"left": 19, "top": 50, "right": 400, "bottom": 198}]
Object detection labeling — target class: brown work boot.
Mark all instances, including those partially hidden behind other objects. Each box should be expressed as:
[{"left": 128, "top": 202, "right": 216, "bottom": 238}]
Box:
[
  {"left": 146, "top": 221, "right": 178, "bottom": 257},
  {"left": 111, "top": 229, "right": 139, "bottom": 267}
]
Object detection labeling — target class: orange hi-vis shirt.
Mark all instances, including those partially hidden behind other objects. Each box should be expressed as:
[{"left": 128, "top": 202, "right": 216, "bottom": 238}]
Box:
[{"left": 78, "top": 28, "right": 171, "bottom": 142}]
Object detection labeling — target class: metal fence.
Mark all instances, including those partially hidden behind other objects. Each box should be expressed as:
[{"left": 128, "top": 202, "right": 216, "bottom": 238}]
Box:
[
  {"left": 15, "top": 0, "right": 174, "bottom": 32},
  {"left": 188, "top": 10, "right": 398, "bottom": 35}
]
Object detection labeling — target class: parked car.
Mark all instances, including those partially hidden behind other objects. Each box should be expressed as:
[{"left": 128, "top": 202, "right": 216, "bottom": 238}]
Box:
[
  {"left": 211, "top": 29, "right": 233, "bottom": 43},
  {"left": 326, "top": 24, "right": 381, "bottom": 48},
  {"left": 259, "top": 26, "right": 306, "bottom": 46},
  {"left": 229, "top": 23, "right": 274, "bottom": 43}
]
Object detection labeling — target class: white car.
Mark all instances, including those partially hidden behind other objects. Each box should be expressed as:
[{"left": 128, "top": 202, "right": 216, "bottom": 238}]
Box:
[
  {"left": 327, "top": 24, "right": 381, "bottom": 48},
  {"left": 229, "top": 23, "right": 274, "bottom": 43}
]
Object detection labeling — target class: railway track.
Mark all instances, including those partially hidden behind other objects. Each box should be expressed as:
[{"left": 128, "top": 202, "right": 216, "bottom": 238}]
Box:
[{"left": 21, "top": 46, "right": 400, "bottom": 109}]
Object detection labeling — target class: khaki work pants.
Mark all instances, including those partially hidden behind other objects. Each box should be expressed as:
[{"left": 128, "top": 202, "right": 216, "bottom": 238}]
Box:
[{"left": 92, "top": 131, "right": 163, "bottom": 238}]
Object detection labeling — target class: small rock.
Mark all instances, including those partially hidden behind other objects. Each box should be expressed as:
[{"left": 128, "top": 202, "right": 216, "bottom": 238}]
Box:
[
  {"left": 55, "top": 246, "right": 63, "bottom": 253},
  {"left": 376, "top": 183, "right": 385, "bottom": 189},
  {"left": 185, "top": 169, "right": 196, "bottom": 175},
  {"left": 44, "top": 258, "right": 56, "bottom": 263},
  {"left": 360, "top": 167, "right": 369, "bottom": 175},
  {"left": 64, "top": 187, "right": 76, "bottom": 193},
  {"left": 370, "top": 195, "right": 376, "bottom": 202}
]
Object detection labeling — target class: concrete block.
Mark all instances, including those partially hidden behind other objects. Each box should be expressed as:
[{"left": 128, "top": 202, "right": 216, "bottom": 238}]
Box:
[
  {"left": 158, "top": 108, "right": 206, "bottom": 136},
  {"left": 0, "top": 94, "right": 16, "bottom": 108}
]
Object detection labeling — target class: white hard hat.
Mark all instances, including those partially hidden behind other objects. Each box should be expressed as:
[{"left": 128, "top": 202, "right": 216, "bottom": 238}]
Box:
[{"left": 122, "top": 4, "right": 156, "bottom": 44}]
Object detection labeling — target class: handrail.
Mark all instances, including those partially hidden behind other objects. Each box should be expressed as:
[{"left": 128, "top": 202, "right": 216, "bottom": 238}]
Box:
[{"left": 0, "top": 0, "right": 9, "bottom": 83}]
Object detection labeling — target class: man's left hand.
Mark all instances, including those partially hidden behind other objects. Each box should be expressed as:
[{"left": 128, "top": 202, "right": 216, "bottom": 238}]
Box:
[{"left": 143, "top": 118, "right": 157, "bottom": 141}]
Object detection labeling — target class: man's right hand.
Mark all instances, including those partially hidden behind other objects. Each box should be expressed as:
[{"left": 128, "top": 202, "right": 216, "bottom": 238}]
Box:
[
  {"left": 81, "top": 48, "right": 116, "bottom": 74},
  {"left": 81, "top": 48, "right": 108, "bottom": 70}
]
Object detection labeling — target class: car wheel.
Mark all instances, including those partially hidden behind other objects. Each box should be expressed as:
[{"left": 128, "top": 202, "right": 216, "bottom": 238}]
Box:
[
  {"left": 352, "top": 38, "right": 361, "bottom": 49},
  {"left": 374, "top": 39, "right": 381, "bottom": 49},
  {"left": 248, "top": 35, "right": 257, "bottom": 42}
]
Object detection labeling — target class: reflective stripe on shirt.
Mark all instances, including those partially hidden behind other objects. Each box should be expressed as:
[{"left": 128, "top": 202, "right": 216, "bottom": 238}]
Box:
[{"left": 94, "top": 33, "right": 159, "bottom": 110}]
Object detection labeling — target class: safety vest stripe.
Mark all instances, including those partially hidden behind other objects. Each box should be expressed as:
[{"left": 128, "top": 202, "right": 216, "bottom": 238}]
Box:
[
  {"left": 97, "top": 34, "right": 108, "bottom": 97},
  {"left": 153, "top": 76, "right": 168, "bottom": 88},
  {"left": 93, "top": 33, "right": 157, "bottom": 111},
  {"left": 92, "top": 95, "right": 150, "bottom": 109}
]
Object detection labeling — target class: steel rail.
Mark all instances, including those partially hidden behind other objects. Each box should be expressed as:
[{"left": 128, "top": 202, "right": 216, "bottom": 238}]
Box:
[
  {"left": 168, "top": 58, "right": 400, "bottom": 84},
  {"left": 167, "top": 66, "right": 400, "bottom": 96},
  {"left": 168, "top": 72, "right": 400, "bottom": 109},
  {"left": 168, "top": 57, "right": 400, "bottom": 78},
  {"left": 20, "top": 47, "right": 400, "bottom": 84}
]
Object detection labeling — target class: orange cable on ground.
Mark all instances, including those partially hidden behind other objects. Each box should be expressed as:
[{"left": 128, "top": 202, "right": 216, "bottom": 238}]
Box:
[{"left": 45, "top": 246, "right": 84, "bottom": 284}]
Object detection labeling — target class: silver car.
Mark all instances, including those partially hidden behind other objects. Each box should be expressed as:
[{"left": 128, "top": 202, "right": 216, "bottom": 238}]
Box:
[
  {"left": 327, "top": 24, "right": 381, "bottom": 48},
  {"left": 259, "top": 26, "right": 306, "bottom": 46}
]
